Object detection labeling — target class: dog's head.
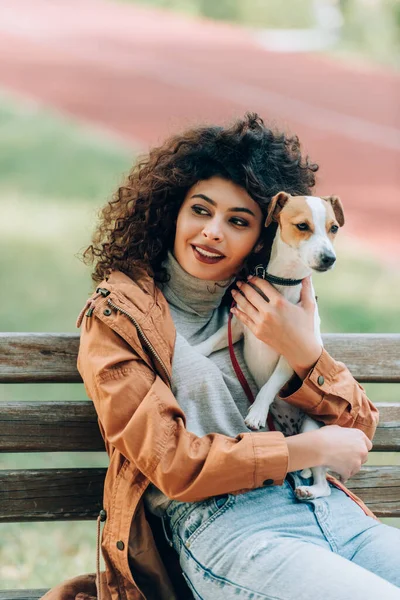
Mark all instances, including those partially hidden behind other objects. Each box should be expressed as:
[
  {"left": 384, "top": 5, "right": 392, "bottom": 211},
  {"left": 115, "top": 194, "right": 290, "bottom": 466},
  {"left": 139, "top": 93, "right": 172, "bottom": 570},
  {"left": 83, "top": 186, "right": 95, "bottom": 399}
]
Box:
[{"left": 265, "top": 191, "right": 345, "bottom": 272}]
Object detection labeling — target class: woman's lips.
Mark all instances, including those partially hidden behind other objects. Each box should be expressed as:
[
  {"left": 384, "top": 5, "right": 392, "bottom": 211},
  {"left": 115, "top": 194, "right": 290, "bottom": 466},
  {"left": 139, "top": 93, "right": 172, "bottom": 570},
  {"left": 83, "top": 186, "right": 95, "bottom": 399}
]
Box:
[{"left": 191, "top": 245, "right": 225, "bottom": 264}]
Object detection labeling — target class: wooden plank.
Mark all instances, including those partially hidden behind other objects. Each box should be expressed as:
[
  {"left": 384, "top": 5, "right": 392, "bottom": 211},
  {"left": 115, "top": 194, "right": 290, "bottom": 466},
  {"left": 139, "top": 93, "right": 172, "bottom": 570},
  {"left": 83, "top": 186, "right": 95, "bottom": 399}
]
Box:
[
  {"left": 0, "top": 469, "right": 104, "bottom": 522},
  {"left": 0, "top": 402, "right": 398, "bottom": 453},
  {"left": 1, "top": 333, "right": 400, "bottom": 383},
  {"left": 323, "top": 333, "right": 400, "bottom": 383},
  {"left": 0, "top": 466, "right": 399, "bottom": 521},
  {"left": 0, "top": 402, "right": 105, "bottom": 452},
  {"left": 372, "top": 427, "right": 400, "bottom": 452},
  {"left": 0, "top": 591, "right": 48, "bottom": 600},
  {"left": 377, "top": 403, "right": 400, "bottom": 422},
  {"left": 346, "top": 466, "right": 400, "bottom": 518},
  {"left": 0, "top": 333, "right": 80, "bottom": 383},
  {"left": 372, "top": 403, "right": 400, "bottom": 452},
  {"left": 0, "top": 592, "right": 48, "bottom": 600}
]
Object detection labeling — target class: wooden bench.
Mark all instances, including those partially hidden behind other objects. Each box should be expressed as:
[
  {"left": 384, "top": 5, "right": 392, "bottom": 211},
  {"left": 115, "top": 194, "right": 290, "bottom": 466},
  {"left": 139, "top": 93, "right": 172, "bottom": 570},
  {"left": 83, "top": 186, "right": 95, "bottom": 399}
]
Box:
[{"left": 1, "top": 332, "right": 399, "bottom": 600}]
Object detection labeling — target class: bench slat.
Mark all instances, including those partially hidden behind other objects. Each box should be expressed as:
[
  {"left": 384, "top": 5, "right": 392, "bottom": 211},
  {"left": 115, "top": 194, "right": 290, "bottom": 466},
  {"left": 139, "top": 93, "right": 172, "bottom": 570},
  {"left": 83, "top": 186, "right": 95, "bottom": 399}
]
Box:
[
  {"left": 0, "top": 469, "right": 104, "bottom": 522},
  {"left": 0, "top": 402, "right": 398, "bottom": 453},
  {"left": 0, "top": 333, "right": 80, "bottom": 383},
  {"left": 0, "top": 591, "right": 48, "bottom": 600},
  {"left": 371, "top": 403, "right": 400, "bottom": 451},
  {"left": 0, "top": 589, "right": 48, "bottom": 600},
  {"left": 0, "top": 402, "right": 105, "bottom": 452},
  {"left": 345, "top": 466, "right": 400, "bottom": 518},
  {"left": 0, "top": 466, "right": 399, "bottom": 520},
  {"left": 1, "top": 333, "right": 400, "bottom": 383},
  {"left": 323, "top": 333, "right": 400, "bottom": 383}
]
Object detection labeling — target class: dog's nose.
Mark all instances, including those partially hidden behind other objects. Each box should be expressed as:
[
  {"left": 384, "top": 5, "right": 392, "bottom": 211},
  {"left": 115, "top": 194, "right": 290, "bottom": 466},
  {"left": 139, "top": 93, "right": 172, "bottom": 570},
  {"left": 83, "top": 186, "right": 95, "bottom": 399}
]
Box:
[{"left": 320, "top": 252, "right": 336, "bottom": 268}]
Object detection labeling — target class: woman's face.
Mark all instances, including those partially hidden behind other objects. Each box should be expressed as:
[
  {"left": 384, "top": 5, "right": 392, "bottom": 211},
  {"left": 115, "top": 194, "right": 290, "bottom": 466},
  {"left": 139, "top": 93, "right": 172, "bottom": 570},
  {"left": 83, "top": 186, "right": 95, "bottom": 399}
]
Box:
[{"left": 173, "top": 176, "right": 264, "bottom": 281}]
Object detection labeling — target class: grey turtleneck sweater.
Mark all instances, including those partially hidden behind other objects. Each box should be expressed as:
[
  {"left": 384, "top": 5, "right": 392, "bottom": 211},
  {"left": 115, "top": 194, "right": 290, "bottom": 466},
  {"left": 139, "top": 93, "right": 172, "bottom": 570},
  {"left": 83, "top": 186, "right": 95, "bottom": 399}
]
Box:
[{"left": 143, "top": 251, "right": 268, "bottom": 515}]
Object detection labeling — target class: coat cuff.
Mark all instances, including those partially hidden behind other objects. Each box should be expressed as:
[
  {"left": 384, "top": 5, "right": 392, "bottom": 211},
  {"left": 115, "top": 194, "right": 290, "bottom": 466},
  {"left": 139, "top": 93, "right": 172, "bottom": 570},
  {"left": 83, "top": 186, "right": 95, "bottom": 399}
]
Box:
[
  {"left": 248, "top": 431, "right": 289, "bottom": 487},
  {"left": 278, "top": 348, "right": 337, "bottom": 411}
]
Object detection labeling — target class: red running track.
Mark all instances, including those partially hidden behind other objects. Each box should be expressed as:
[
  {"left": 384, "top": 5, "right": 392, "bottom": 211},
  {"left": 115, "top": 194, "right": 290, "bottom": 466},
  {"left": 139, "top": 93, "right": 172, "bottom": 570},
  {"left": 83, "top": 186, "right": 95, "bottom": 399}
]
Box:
[{"left": 0, "top": 0, "right": 399, "bottom": 265}]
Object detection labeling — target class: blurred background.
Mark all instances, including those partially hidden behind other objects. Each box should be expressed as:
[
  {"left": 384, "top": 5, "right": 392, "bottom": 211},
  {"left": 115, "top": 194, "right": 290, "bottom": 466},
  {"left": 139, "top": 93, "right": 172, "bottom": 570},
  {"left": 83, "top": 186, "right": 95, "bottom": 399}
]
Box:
[{"left": 0, "top": 0, "right": 399, "bottom": 589}]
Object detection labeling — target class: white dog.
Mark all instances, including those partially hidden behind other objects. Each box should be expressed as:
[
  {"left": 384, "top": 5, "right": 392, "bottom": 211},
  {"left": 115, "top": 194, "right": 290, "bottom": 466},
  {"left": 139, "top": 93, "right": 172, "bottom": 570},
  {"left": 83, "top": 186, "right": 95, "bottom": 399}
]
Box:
[{"left": 195, "top": 191, "right": 345, "bottom": 500}]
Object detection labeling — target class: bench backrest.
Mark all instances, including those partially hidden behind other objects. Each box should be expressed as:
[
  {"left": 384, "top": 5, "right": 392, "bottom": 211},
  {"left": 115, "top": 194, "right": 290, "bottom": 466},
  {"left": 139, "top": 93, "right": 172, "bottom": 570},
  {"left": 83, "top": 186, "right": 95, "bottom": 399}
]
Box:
[{"left": 0, "top": 332, "right": 399, "bottom": 524}]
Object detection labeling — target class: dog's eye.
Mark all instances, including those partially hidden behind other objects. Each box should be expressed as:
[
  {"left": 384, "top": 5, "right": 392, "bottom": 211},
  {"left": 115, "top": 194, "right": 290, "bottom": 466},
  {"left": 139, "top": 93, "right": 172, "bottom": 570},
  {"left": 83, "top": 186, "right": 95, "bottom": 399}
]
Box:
[
  {"left": 296, "top": 223, "right": 309, "bottom": 231},
  {"left": 330, "top": 225, "right": 339, "bottom": 234}
]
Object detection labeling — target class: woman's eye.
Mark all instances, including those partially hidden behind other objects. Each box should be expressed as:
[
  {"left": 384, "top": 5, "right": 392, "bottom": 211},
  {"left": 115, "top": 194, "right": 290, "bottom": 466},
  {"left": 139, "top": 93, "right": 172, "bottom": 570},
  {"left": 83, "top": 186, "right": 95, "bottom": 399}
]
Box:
[
  {"left": 330, "top": 225, "right": 339, "bottom": 234},
  {"left": 231, "top": 218, "right": 248, "bottom": 227},
  {"left": 192, "top": 205, "right": 209, "bottom": 216},
  {"left": 296, "top": 223, "right": 309, "bottom": 231}
]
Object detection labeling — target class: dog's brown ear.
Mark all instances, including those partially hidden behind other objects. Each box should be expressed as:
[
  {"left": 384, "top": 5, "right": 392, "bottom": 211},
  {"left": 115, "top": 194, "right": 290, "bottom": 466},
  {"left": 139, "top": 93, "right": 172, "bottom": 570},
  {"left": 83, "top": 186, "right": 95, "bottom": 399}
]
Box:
[
  {"left": 265, "top": 191, "right": 290, "bottom": 227},
  {"left": 324, "top": 195, "right": 345, "bottom": 227}
]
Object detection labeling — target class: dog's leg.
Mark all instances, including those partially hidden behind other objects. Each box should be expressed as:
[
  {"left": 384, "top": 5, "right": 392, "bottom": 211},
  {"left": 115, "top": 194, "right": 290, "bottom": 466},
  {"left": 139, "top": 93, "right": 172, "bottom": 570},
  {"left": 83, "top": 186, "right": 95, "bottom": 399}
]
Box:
[
  {"left": 295, "top": 416, "right": 331, "bottom": 500},
  {"left": 194, "top": 316, "right": 244, "bottom": 357},
  {"left": 293, "top": 284, "right": 331, "bottom": 499},
  {"left": 245, "top": 355, "right": 293, "bottom": 430}
]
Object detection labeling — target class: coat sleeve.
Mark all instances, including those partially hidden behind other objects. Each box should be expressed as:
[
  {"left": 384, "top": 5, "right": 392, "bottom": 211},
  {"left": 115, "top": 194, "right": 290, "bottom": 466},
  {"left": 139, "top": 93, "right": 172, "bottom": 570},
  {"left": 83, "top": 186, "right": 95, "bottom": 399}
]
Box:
[
  {"left": 278, "top": 348, "right": 379, "bottom": 440},
  {"left": 78, "top": 314, "right": 289, "bottom": 502}
]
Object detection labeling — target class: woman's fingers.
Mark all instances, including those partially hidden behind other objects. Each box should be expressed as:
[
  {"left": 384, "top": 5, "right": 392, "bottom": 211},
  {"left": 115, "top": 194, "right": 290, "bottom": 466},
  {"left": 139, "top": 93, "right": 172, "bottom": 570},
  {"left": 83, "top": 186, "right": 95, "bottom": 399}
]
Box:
[
  {"left": 247, "top": 275, "right": 281, "bottom": 301},
  {"left": 299, "top": 276, "right": 315, "bottom": 310},
  {"left": 235, "top": 281, "right": 269, "bottom": 311},
  {"left": 231, "top": 288, "right": 258, "bottom": 322},
  {"left": 237, "top": 277, "right": 281, "bottom": 311},
  {"left": 364, "top": 435, "right": 373, "bottom": 451},
  {"left": 231, "top": 306, "right": 253, "bottom": 330},
  {"left": 248, "top": 274, "right": 314, "bottom": 310}
]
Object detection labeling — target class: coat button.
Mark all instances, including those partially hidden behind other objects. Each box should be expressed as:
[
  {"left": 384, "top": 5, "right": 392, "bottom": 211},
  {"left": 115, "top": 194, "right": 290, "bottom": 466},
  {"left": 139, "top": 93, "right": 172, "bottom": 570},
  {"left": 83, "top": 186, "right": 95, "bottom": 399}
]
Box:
[
  {"left": 103, "top": 308, "right": 112, "bottom": 316},
  {"left": 317, "top": 375, "right": 325, "bottom": 386},
  {"left": 116, "top": 540, "right": 125, "bottom": 551},
  {"left": 263, "top": 479, "right": 274, "bottom": 486},
  {"left": 99, "top": 509, "right": 107, "bottom": 522}
]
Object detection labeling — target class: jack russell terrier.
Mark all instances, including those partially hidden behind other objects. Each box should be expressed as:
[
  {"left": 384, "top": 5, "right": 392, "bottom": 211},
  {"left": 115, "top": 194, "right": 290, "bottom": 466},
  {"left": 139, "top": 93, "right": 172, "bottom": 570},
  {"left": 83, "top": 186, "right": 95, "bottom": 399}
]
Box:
[{"left": 195, "top": 191, "right": 345, "bottom": 500}]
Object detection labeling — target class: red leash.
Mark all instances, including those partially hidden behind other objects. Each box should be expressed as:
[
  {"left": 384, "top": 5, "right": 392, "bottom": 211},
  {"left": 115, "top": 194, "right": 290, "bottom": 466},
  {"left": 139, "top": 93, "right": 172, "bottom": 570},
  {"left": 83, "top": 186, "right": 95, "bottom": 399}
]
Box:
[{"left": 228, "top": 303, "right": 275, "bottom": 432}]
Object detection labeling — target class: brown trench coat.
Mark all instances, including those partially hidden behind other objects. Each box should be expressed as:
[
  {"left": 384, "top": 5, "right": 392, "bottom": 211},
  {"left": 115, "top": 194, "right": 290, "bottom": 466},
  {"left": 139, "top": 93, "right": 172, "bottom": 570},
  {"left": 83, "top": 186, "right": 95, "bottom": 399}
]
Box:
[{"left": 42, "top": 269, "right": 379, "bottom": 600}]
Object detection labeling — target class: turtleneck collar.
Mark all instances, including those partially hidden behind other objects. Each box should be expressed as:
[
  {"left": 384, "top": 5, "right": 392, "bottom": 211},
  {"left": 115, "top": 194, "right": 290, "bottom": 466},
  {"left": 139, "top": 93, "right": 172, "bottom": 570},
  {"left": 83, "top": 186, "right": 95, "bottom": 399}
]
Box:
[{"left": 160, "top": 250, "right": 235, "bottom": 317}]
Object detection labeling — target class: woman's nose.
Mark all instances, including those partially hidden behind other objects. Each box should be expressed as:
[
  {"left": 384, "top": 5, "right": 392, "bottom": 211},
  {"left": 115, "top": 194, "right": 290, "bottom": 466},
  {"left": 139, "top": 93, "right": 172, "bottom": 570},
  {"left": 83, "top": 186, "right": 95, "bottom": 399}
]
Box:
[{"left": 202, "top": 223, "right": 223, "bottom": 241}]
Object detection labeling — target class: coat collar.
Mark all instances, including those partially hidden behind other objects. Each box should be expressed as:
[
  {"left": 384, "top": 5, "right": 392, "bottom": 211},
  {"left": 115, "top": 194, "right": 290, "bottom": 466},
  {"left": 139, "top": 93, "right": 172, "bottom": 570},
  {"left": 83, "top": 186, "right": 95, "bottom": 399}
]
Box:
[{"left": 97, "top": 270, "right": 176, "bottom": 381}]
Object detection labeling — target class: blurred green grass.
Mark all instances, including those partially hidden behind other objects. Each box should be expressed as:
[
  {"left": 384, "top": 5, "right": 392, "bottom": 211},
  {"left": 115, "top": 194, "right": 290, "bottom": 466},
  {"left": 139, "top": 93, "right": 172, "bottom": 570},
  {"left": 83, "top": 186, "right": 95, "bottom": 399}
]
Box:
[
  {"left": 0, "top": 98, "right": 132, "bottom": 203},
  {"left": 335, "top": 0, "right": 400, "bottom": 70},
  {"left": 119, "top": 0, "right": 315, "bottom": 28},
  {"left": 0, "top": 93, "right": 399, "bottom": 589},
  {"left": 0, "top": 96, "right": 132, "bottom": 588}
]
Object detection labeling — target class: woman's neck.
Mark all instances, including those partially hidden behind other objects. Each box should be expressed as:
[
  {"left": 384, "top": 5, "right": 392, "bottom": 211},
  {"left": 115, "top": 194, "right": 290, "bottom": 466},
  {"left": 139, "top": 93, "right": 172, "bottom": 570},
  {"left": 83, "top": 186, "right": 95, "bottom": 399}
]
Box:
[{"left": 159, "top": 251, "right": 234, "bottom": 317}]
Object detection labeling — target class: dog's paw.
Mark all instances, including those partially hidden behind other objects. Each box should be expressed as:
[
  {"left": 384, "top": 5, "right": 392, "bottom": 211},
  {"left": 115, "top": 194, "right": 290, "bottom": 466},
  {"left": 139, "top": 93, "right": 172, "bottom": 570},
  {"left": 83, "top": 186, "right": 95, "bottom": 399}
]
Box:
[
  {"left": 295, "top": 483, "right": 332, "bottom": 501},
  {"left": 244, "top": 408, "right": 267, "bottom": 431},
  {"left": 244, "top": 416, "right": 263, "bottom": 430},
  {"left": 300, "top": 468, "right": 312, "bottom": 479},
  {"left": 295, "top": 486, "right": 315, "bottom": 500}
]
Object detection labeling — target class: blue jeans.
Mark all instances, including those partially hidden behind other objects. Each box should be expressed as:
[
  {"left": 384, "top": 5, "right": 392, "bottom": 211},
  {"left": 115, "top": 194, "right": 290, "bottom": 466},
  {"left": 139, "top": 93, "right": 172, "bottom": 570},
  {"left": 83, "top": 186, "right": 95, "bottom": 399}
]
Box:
[{"left": 162, "top": 472, "right": 400, "bottom": 600}]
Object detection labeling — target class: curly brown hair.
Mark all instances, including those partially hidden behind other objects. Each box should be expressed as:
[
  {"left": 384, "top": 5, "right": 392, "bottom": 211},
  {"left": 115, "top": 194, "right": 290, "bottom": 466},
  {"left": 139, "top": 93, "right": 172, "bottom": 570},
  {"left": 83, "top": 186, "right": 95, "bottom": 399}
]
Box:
[{"left": 83, "top": 112, "right": 318, "bottom": 288}]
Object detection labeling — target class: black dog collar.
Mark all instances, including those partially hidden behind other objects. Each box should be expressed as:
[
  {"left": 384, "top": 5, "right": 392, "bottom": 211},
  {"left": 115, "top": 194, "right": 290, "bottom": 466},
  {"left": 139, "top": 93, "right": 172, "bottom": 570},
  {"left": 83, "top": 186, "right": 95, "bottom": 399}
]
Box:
[{"left": 253, "top": 265, "right": 303, "bottom": 287}]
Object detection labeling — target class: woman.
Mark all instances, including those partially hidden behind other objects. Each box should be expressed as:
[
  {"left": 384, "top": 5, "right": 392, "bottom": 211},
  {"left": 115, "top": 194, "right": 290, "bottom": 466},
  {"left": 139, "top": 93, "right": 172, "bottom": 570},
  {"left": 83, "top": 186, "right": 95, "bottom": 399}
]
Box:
[{"left": 43, "top": 113, "right": 400, "bottom": 600}]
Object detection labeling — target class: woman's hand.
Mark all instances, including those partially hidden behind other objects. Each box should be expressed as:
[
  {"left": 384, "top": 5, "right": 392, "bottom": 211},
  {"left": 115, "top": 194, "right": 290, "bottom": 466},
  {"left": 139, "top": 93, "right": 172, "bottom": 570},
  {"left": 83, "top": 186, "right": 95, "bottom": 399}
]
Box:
[
  {"left": 231, "top": 275, "right": 322, "bottom": 378},
  {"left": 286, "top": 425, "right": 373, "bottom": 482},
  {"left": 317, "top": 425, "right": 373, "bottom": 482}
]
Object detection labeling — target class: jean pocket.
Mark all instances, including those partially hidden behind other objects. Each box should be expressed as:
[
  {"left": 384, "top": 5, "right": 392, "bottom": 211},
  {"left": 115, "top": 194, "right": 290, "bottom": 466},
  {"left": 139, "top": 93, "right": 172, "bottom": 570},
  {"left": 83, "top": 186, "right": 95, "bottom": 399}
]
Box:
[
  {"left": 182, "top": 494, "right": 234, "bottom": 550},
  {"left": 215, "top": 494, "right": 230, "bottom": 509}
]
